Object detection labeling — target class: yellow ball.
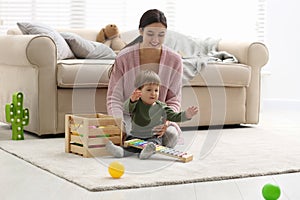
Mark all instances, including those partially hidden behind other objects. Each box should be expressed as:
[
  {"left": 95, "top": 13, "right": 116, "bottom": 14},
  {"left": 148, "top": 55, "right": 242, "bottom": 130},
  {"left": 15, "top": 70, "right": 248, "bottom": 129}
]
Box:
[{"left": 108, "top": 161, "right": 125, "bottom": 179}]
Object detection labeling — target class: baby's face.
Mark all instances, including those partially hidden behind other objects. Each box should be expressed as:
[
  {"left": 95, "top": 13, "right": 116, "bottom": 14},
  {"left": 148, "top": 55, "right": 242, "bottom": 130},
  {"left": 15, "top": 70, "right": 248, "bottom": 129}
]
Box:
[{"left": 140, "top": 84, "right": 159, "bottom": 105}]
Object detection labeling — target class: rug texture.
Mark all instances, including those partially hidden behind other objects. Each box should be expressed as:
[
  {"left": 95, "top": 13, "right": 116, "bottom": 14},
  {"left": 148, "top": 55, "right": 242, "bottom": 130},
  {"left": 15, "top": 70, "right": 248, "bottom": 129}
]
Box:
[{"left": 1, "top": 126, "right": 300, "bottom": 192}]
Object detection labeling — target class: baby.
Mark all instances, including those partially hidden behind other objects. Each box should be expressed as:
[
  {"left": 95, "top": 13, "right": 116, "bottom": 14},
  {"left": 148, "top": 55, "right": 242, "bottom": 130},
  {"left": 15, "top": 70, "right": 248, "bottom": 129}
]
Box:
[{"left": 106, "top": 70, "right": 198, "bottom": 159}]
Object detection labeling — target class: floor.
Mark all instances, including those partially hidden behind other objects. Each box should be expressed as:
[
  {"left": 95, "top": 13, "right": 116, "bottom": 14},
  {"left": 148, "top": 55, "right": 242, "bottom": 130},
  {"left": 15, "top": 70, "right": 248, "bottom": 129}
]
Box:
[{"left": 0, "top": 101, "right": 299, "bottom": 200}]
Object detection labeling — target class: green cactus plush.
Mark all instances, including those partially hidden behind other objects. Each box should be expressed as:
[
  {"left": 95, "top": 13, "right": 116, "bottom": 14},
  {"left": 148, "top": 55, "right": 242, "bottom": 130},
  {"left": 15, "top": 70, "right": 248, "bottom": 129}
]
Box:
[{"left": 5, "top": 92, "right": 29, "bottom": 140}]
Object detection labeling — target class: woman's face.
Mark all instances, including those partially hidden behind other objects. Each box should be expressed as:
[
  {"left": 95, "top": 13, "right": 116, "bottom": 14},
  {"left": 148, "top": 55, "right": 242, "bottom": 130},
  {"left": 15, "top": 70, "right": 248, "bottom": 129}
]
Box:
[{"left": 140, "top": 22, "right": 166, "bottom": 49}]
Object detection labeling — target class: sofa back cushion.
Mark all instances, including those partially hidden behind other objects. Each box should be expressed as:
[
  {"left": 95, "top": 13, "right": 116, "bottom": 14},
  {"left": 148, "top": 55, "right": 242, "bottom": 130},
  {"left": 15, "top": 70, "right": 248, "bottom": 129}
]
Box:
[
  {"left": 8, "top": 27, "right": 100, "bottom": 41},
  {"left": 16, "top": 22, "right": 75, "bottom": 60},
  {"left": 60, "top": 32, "right": 116, "bottom": 59}
]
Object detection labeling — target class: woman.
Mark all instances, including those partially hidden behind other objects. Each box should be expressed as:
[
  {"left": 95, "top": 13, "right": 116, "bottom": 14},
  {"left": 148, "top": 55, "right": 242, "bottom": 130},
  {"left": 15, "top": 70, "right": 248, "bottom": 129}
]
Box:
[{"left": 106, "top": 9, "right": 183, "bottom": 148}]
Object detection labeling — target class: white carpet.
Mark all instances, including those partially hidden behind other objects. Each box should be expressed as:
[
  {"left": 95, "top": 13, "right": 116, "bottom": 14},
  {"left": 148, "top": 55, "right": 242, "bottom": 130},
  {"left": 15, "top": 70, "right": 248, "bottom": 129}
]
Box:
[{"left": 1, "top": 126, "right": 300, "bottom": 192}]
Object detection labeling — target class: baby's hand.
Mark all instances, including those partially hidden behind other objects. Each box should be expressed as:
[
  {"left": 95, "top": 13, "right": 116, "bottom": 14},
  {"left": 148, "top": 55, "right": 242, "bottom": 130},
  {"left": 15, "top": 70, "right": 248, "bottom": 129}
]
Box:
[
  {"left": 185, "top": 106, "right": 198, "bottom": 119},
  {"left": 130, "top": 89, "right": 142, "bottom": 102},
  {"left": 152, "top": 120, "right": 169, "bottom": 138}
]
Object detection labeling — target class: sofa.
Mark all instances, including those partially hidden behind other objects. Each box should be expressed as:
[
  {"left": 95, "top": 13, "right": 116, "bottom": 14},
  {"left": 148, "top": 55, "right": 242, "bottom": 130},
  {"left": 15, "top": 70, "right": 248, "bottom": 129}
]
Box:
[{"left": 0, "top": 26, "right": 269, "bottom": 136}]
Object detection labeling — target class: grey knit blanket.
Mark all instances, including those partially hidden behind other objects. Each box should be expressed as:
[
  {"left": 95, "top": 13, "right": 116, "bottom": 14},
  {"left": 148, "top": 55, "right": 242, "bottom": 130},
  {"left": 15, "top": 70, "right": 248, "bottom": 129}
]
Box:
[{"left": 164, "top": 31, "right": 238, "bottom": 82}]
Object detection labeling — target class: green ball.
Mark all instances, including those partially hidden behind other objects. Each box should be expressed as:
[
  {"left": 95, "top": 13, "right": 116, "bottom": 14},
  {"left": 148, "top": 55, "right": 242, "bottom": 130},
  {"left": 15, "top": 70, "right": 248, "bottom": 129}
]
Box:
[{"left": 262, "top": 183, "right": 281, "bottom": 200}]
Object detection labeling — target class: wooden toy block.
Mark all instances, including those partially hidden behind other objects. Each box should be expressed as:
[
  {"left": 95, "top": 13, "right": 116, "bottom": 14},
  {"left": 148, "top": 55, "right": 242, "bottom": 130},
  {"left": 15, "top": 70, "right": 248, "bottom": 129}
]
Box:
[
  {"left": 124, "top": 139, "right": 193, "bottom": 163},
  {"left": 65, "top": 113, "right": 123, "bottom": 158}
]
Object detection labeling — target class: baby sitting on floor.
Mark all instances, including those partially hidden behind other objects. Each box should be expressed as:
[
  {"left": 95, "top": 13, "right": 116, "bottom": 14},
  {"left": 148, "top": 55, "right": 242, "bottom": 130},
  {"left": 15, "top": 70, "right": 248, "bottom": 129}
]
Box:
[{"left": 106, "top": 70, "right": 198, "bottom": 159}]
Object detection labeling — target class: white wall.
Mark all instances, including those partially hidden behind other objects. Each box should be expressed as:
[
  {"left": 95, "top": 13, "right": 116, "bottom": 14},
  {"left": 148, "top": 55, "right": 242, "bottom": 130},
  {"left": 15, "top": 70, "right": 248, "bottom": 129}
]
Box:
[
  {"left": 174, "top": 0, "right": 257, "bottom": 41},
  {"left": 264, "top": 0, "right": 300, "bottom": 102}
]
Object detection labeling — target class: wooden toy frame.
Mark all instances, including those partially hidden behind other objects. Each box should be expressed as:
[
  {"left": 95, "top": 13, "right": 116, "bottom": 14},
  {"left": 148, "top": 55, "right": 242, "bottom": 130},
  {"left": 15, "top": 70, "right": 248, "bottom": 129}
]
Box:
[{"left": 65, "top": 113, "right": 123, "bottom": 158}]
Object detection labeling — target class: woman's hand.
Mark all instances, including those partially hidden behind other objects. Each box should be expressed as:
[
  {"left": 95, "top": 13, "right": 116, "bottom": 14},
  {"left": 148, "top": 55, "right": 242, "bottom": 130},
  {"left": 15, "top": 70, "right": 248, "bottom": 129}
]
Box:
[
  {"left": 130, "top": 89, "right": 142, "bottom": 102},
  {"left": 152, "top": 120, "right": 170, "bottom": 138}
]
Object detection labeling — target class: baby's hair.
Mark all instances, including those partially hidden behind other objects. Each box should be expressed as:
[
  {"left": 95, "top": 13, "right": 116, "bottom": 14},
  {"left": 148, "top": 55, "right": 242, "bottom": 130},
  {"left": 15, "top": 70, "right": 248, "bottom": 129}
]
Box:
[{"left": 134, "top": 70, "right": 161, "bottom": 89}]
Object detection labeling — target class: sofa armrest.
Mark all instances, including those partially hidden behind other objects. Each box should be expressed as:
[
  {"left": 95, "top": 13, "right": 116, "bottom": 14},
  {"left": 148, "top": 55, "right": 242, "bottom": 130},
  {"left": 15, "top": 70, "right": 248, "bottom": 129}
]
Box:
[
  {"left": 218, "top": 40, "right": 269, "bottom": 124},
  {"left": 218, "top": 40, "right": 269, "bottom": 69},
  {"left": 0, "top": 35, "right": 58, "bottom": 135},
  {"left": 0, "top": 35, "right": 57, "bottom": 66},
  {"left": 0, "top": 35, "right": 37, "bottom": 66}
]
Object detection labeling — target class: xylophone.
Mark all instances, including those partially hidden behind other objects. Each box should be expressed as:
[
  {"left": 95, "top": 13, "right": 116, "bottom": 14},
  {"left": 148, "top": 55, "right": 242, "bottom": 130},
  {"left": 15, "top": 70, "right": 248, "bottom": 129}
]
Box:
[{"left": 124, "top": 138, "right": 193, "bottom": 162}]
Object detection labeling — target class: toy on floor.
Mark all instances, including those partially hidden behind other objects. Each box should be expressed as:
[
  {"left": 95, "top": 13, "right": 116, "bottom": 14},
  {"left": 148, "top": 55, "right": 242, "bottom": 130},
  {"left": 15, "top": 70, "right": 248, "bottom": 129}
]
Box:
[
  {"left": 5, "top": 92, "right": 29, "bottom": 140},
  {"left": 65, "top": 113, "right": 123, "bottom": 158},
  {"left": 262, "top": 183, "right": 281, "bottom": 200},
  {"left": 108, "top": 161, "right": 125, "bottom": 179},
  {"left": 124, "top": 139, "right": 193, "bottom": 163}
]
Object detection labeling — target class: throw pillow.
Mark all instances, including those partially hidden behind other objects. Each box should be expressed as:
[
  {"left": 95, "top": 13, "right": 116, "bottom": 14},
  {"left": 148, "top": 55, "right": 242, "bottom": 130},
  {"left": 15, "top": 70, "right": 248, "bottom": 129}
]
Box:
[
  {"left": 17, "top": 22, "right": 75, "bottom": 60},
  {"left": 60, "top": 32, "right": 116, "bottom": 59}
]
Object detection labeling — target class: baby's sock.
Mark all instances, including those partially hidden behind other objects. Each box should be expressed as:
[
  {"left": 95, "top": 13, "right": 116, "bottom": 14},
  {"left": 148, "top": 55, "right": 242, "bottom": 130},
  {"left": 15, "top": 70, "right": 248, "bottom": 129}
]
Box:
[
  {"left": 105, "top": 140, "right": 124, "bottom": 158},
  {"left": 139, "top": 142, "right": 156, "bottom": 159}
]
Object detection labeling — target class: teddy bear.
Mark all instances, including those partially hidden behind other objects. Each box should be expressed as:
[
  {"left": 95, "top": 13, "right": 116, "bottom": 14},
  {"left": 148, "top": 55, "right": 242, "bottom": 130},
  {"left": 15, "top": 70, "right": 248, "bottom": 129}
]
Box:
[{"left": 96, "top": 24, "right": 126, "bottom": 53}]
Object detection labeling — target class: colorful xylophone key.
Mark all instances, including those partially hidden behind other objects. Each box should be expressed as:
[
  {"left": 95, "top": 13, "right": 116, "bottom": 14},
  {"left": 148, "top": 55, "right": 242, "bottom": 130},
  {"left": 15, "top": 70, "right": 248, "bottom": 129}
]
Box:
[{"left": 124, "top": 138, "right": 193, "bottom": 162}]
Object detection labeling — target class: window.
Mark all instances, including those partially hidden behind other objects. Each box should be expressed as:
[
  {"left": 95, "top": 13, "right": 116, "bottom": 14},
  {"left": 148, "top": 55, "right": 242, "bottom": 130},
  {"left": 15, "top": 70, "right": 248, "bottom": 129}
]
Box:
[
  {"left": 0, "top": 0, "right": 264, "bottom": 41},
  {"left": 84, "top": 0, "right": 175, "bottom": 31},
  {"left": 0, "top": 0, "right": 175, "bottom": 33},
  {"left": 0, "top": 0, "right": 72, "bottom": 34},
  {"left": 256, "top": 0, "right": 267, "bottom": 42}
]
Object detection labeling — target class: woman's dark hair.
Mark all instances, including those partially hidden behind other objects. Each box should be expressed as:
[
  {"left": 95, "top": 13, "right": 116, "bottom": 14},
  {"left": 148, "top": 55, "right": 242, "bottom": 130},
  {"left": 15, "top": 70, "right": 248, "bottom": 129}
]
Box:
[
  {"left": 139, "top": 9, "right": 167, "bottom": 29},
  {"left": 109, "top": 9, "right": 167, "bottom": 78},
  {"left": 124, "top": 9, "right": 167, "bottom": 48}
]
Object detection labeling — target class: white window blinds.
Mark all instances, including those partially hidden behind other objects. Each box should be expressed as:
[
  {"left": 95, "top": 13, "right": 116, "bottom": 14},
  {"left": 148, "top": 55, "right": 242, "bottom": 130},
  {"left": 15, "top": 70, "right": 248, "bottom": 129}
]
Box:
[
  {"left": 0, "top": 0, "right": 72, "bottom": 34},
  {"left": 256, "top": 0, "right": 267, "bottom": 42},
  {"left": 84, "top": 0, "right": 176, "bottom": 31},
  {"left": 0, "top": 0, "right": 264, "bottom": 41},
  {"left": 0, "top": 0, "right": 176, "bottom": 33}
]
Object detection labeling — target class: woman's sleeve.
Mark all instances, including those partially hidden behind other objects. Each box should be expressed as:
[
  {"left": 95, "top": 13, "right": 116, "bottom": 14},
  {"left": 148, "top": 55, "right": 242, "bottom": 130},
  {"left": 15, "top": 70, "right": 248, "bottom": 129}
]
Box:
[
  {"left": 106, "top": 60, "right": 125, "bottom": 118},
  {"left": 165, "top": 56, "right": 183, "bottom": 112}
]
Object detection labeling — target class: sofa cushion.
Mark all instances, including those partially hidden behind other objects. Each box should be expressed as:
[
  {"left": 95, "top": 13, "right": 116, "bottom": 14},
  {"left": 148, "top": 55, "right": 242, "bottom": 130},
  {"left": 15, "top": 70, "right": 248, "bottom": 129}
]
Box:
[
  {"left": 60, "top": 32, "right": 116, "bottom": 59},
  {"left": 57, "top": 60, "right": 250, "bottom": 89},
  {"left": 187, "top": 63, "right": 251, "bottom": 87},
  {"left": 17, "top": 22, "right": 75, "bottom": 60},
  {"left": 57, "top": 59, "right": 114, "bottom": 88}
]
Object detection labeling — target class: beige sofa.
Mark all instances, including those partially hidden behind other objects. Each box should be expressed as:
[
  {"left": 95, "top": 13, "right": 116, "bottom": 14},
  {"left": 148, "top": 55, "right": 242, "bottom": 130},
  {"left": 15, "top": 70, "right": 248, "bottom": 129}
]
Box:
[{"left": 0, "top": 28, "right": 269, "bottom": 136}]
